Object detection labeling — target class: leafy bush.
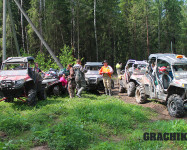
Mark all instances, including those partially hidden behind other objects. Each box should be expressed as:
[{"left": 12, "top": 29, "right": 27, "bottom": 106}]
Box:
[
  {"left": 0, "top": 113, "right": 30, "bottom": 135},
  {"left": 34, "top": 45, "right": 76, "bottom": 71}
]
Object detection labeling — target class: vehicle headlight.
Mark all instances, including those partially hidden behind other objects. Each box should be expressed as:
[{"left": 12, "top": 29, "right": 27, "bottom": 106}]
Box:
[
  {"left": 182, "top": 84, "right": 187, "bottom": 88},
  {"left": 15, "top": 79, "right": 24, "bottom": 87},
  {"left": 118, "top": 75, "right": 122, "bottom": 80}
]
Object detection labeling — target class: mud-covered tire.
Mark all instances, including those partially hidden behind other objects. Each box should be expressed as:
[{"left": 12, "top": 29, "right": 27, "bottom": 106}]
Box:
[
  {"left": 167, "top": 94, "right": 185, "bottom": 118},
  {"left": 5, "top": 97, "right": 14, "bottom": 103},
  {"left": 111, "top": 80, "right": 115, "bottom": 89},
  {"left": 127, "top": 82, "right": 136, "bottom": 97},
  {"left": 38, "top": 87, "right": 47, "bottom": 100},
  {"left": 135, "top": 85, "right": 147, "bottom": 104},
  {"left": 53, "top": 85, "right": 60, "bottom": 96},
  {"left": 27, "top": 89, "right": 37, "bottom": 106},
  {"left": 119, "top": 85, "right": 126, "bottom": 93}
]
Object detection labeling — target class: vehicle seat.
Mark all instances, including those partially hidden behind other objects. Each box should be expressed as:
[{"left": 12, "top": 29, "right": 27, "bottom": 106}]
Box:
[{"left": 161, "top": 74, "right": 171, "bottom": 89}]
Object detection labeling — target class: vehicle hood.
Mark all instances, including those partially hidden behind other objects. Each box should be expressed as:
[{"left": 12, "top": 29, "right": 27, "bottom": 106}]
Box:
[
  {"left": 170, "top": 79, "right": 187, "bottom": 88},
  {"left": 42, "top": 78, "right": 59, "bottom": 84},
  {"left": 85, "top": 70, "right": 102, "bottom": 78},
  {"left": 0, "top": 70, "right": 30, "bottom": 81}
]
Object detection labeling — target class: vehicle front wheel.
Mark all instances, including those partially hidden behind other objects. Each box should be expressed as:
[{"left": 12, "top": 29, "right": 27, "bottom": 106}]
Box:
[
  {"left": 5, "top": 97, "right": 14, "bottom": 103},
  {"left": 27, "top": 89, "right": 37, "bottom": 106},
  {"left": 167, "top": 94, "right": 185, "bottom": 118},
  {"left": 111, "top": 80, "right": 115, "bottom": 89},
  {"left": 38, "top": 87, "right": 47, "bottom": 100},
  {"left": 135, "top": 85, "right": 147, "bottom": 104},
  {"left": 53, "top": 85, "right": 60, "bottom": 96},
  {"left": 119, "top": 85, "right": 126, "bottom": 93},
  {"left": 127, "top": 82, "right": 136, "bottom": 97}
]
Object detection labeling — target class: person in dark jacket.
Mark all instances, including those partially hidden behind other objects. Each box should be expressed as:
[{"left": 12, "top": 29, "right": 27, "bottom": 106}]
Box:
[{"left": 67, "top": 64, "right": 76, "bottom": 98}]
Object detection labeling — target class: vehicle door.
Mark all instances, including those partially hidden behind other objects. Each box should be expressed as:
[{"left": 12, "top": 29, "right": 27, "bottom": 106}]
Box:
[
  {"left": 155, "top": 59, "right": 171, "bottom": 99},
  {"left": 124, "top": 61, "right": 134, "bottom": 85}
]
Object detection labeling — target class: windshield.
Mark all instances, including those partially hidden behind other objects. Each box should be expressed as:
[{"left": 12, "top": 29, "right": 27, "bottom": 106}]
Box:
[
  {"left": 2, "top": 63, "right": 28, "bottom": 70},
  {"left": 85, "top": 66, "right": 102, "bottom": 71},
  {"left": 0, "top": 70, "right": 28, "bottom": 76},
  {"left": 173, "top": 64, "right": 187, "bottom": 79},
  {"left": 133, "top": 64, "right": 147, "bottom": 74}
]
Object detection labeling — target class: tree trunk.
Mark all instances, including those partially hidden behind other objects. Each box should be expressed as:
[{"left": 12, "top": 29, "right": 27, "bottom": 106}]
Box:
[
  {"left": 145, "top": 0, "right": 149, "bottom": 57},
  {"left": 39, "top": 0, "right": 43, "bottom": 52},
  {"left": 25, "top": 27, "right": 29, "bottom": 54},
  {"left": 21, "top": 0, "right": 25, "bottom": 53},
  {"left": 157, "top": 0, "right": 161, "bottom": 52},
  {"left": 94, "top": 0, "right": 98, "bottom": 61},
  {"left": 77, "top": 0, "right": 80, "bottom": 59},
  {"left": 71, "top": 0, "right": 76, "bottom": 56}
]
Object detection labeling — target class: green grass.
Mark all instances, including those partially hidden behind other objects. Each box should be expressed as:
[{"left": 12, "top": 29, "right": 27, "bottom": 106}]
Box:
[{"left": 0, "top": 93, "right": 186, "bottom": 150}]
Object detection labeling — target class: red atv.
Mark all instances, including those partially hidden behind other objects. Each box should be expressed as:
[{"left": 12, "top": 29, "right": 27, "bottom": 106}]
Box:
[
  {"left": 0, "top": 57, "right": 46, "bottom": 105},
  {"left": 42, "top": 69, "right": 65, "bottom": 96}
]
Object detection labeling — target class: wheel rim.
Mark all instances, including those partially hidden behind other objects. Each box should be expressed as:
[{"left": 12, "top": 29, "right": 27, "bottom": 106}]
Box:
[
  {"left": 136, "top": 89, "right": 140, "bottom": 101},
  {"left": 170, "top": 101, "right": 177, "bottom": 113}
]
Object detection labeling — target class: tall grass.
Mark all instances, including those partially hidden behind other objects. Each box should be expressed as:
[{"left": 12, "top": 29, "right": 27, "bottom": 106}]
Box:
[{"left": 0, "top": 94, "right": 186, "bottom": 150}]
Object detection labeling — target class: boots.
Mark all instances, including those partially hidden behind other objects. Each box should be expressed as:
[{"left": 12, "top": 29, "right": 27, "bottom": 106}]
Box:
[
  {"left": 105, "top": 88, "right": 108, "bottom": 95},
  {"left": 108, "top": 89, "right": 112, "bottom": 96},
  {"left": 77, "top": 87, "right": 84, "bottom": 98}
]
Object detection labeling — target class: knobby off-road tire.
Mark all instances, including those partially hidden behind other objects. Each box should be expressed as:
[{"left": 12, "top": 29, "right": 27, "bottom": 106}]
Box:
[
  {"left": 135, "top": 85, "right": 147, "bottom": 104},
  {"left": 119, "top": 84, "right": 125, "bottom": 93},
  {"left": 111, "top": 80, "right": 115, "bottom": 89},
  {"left": 27, "top": 89, "right": 37, "bottom": 106},
  {"left": 5, "top": 97, "right": 14, "bottom": 103},
  {"left": 167, "top": 94, "right": 185, "bottom": 118},
  {"left": 38, "top": 87, "right": 47, "bottom": 100},
  {"left": 53, "top": 85, "right": 60, "bottom": 96},
  {"left": 127, "top": 82, "right": 136, "bottom": 97}
]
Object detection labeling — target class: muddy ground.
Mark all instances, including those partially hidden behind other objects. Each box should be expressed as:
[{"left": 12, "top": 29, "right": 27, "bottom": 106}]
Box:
[{"left": 113, "top": 83, "right": 187, "bottom": 121}]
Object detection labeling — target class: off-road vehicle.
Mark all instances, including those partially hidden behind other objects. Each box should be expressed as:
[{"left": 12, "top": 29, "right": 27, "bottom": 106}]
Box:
[
  {"left": 135, "top": 53, "right": 187, "bottom": 117},
  {"left": 42, "top": 69, "right": 65, "bottom": 96},
  {"left": 84, "top": 62, "right": 114, "bottom": 91},
  {"left": 0, "top": 57, "right": 46, "bottom": 105},
  {"left": 119, "top": 59, "right": 148, "bottom": 97}
]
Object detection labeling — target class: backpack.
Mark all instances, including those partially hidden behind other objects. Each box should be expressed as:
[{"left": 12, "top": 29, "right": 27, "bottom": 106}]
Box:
[{"left": 74, "top": 67, "right": 82, "bottom": 82}]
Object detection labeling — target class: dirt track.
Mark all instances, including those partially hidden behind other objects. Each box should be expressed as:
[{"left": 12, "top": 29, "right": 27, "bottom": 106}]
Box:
[{"left": 113, "top": 83, "right": 187, "bottom": 121}]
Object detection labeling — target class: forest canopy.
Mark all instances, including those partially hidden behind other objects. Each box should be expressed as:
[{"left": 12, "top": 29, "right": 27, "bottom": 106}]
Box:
[{"left": 0, "top": 0, "right": 186, "bottom": 67}]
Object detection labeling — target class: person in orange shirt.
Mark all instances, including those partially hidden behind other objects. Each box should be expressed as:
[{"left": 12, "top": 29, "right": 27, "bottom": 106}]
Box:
[{"left": 99, "top": 60, "right": 114, "bottom": 96}]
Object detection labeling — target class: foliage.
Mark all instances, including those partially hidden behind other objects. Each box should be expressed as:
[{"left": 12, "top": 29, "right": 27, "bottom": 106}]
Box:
[
  {"left": 0, "top": 0, "right": 186, "bottom": 68},
  {"left": 58, "top": 45, "right": 76, "bottom": 68},
  {"left": 0, "top": 94, "right": 186, "bottom": 149},
  {"left": 21, "top": 45, "right": 76, "bottom": 71}
]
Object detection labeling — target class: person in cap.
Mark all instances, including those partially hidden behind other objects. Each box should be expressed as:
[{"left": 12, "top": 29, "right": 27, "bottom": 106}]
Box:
[
  {"left": 99, "top": 60, "right": 114, "bottom": 96},
  {"left": 73, "top": 59, "right": 87, "bottom": 98},
  {"left": 116, "top": 61, "right": 122, "bottom": 84}
]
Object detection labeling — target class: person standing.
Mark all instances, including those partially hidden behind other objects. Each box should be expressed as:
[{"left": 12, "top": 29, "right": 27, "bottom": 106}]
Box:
[
  {"left": 59, "top": 74, "right": 68, "bottom": 93},
  {"left": 73, "top": 59, "right": 87, "bottom": 98},
  {"left": 99, "top": 60, "right": 114, "bottom": 96},
  {"left": 35, "top": 63, "right": 42, "bottom": 73},
  {"left": 67, "top": 64, "right": 76, "bottom": 98},
  {"left": 116, "top": 61, "right": 122, "bottom": 84}
]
